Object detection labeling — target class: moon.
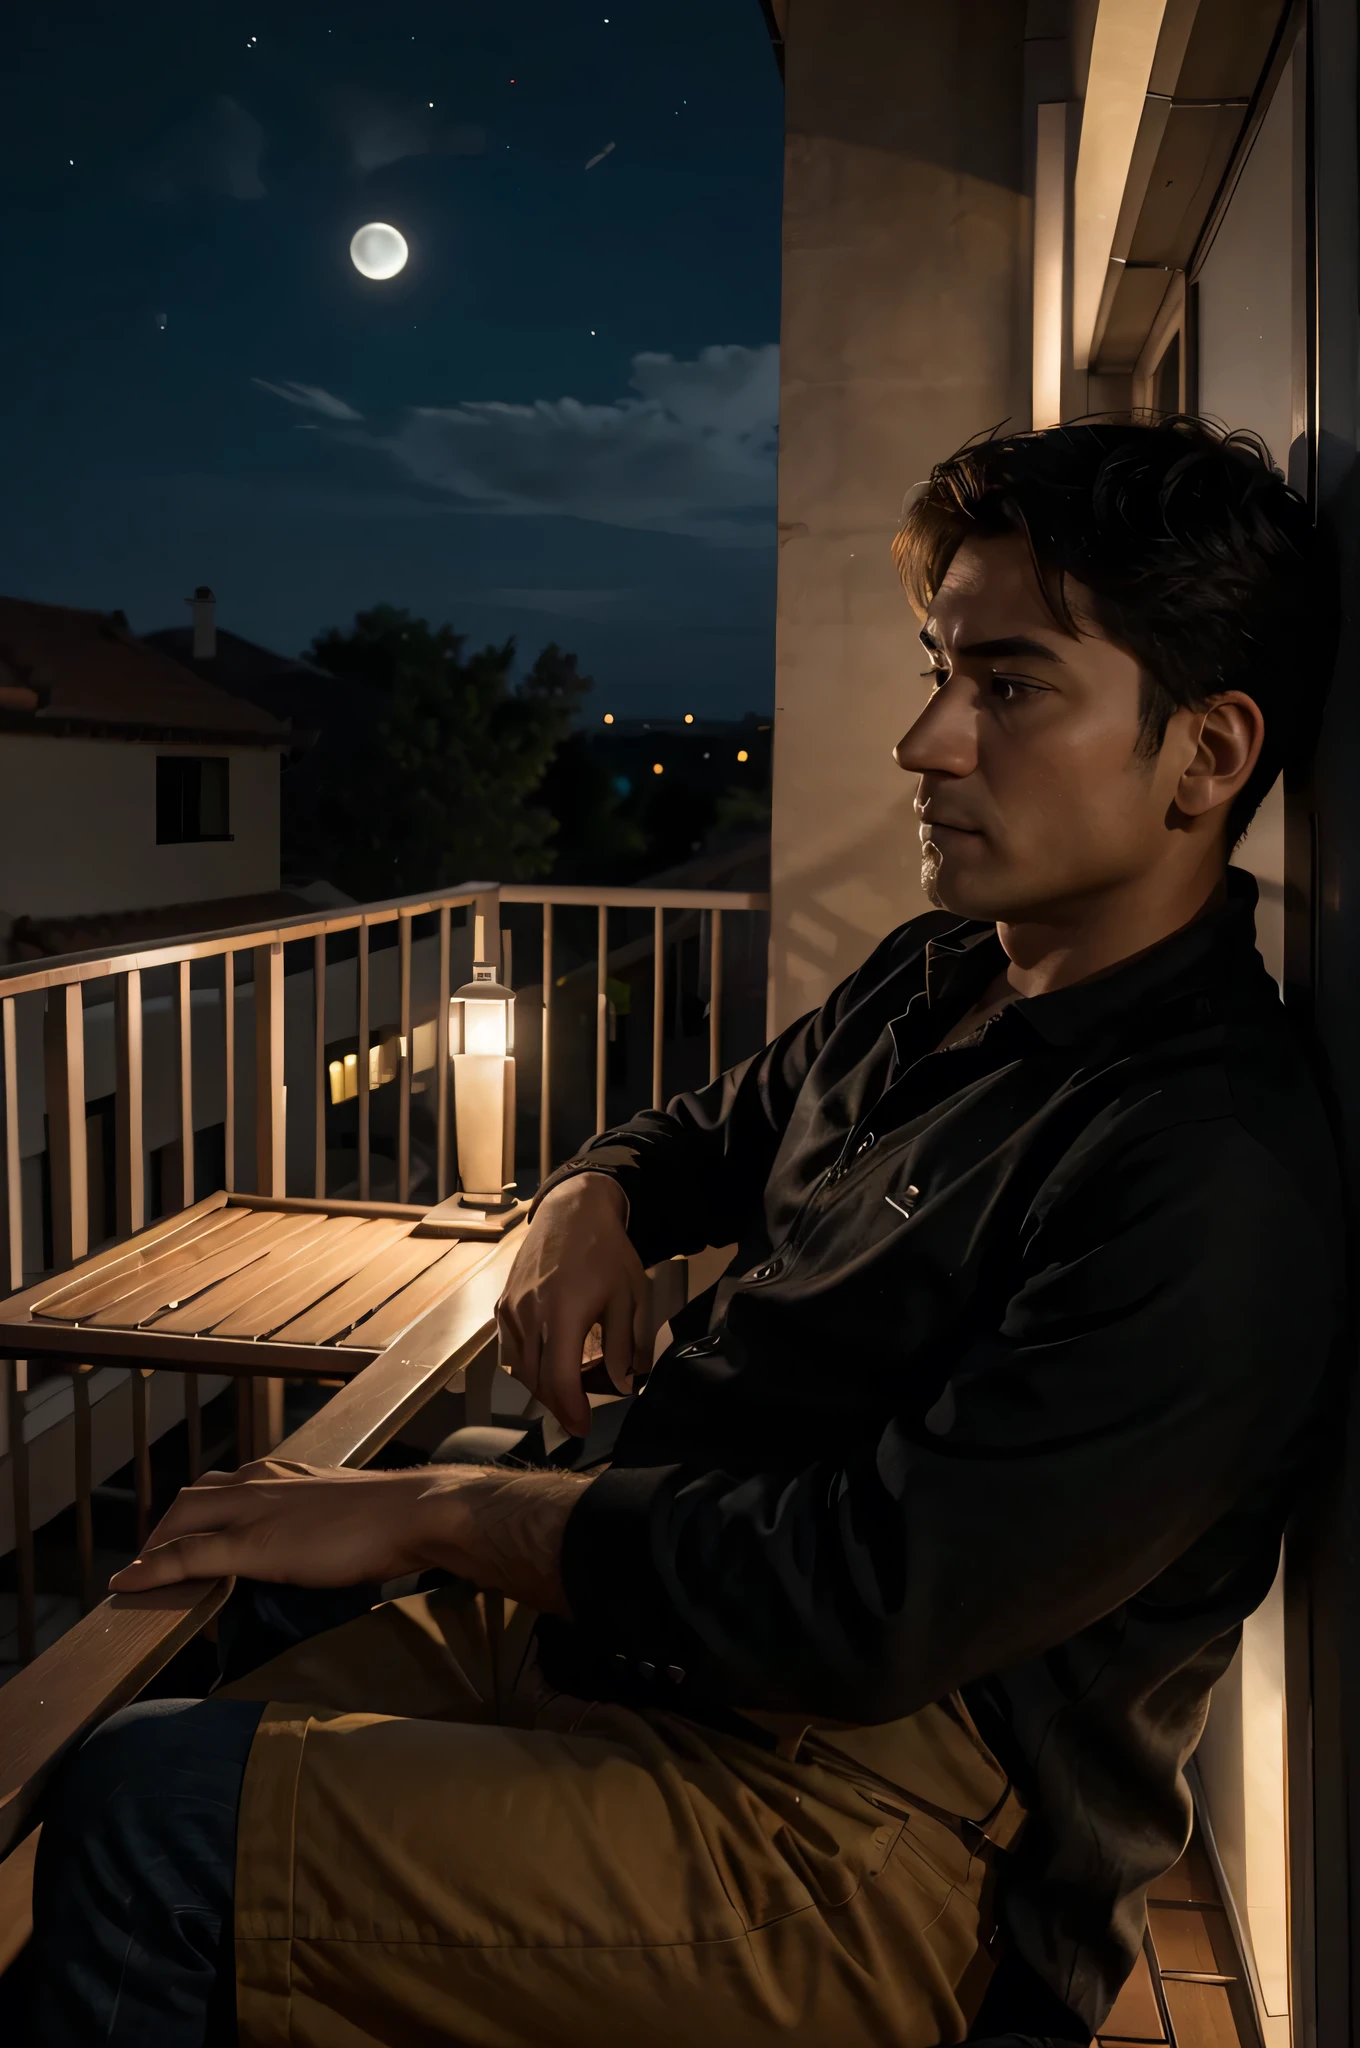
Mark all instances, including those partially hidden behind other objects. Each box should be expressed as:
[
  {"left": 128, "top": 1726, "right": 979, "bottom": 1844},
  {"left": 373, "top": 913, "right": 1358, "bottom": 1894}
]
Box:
[{"left": 349, "top": 223, "right": 409, "bottom": 281}]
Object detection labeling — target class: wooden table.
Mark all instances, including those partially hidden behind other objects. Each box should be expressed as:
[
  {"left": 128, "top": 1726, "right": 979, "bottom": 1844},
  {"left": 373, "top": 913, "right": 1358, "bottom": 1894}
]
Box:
[
  {"left": 0, "top": 1189, "right": 525, "bottom": 1381},
  {"left": 0, "top": 1220, "right": 526, "bottom": 1866}
]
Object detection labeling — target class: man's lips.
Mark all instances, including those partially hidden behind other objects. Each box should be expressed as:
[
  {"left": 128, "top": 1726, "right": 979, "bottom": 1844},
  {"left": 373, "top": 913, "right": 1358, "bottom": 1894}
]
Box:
[{"left": 918, "top": 819, "right": 981, "bottom": 839}]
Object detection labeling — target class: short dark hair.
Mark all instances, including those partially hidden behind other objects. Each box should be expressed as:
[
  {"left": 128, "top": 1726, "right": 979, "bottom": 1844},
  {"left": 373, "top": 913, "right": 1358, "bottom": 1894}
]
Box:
[{"left": 892, "top": 416, "right": 1336, "bottom": 840}]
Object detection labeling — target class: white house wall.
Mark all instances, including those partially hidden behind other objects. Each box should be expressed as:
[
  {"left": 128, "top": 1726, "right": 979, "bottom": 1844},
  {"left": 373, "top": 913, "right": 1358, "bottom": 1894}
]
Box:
[{"left": 0, "top": 735, "right": 281, "bottom": 923}]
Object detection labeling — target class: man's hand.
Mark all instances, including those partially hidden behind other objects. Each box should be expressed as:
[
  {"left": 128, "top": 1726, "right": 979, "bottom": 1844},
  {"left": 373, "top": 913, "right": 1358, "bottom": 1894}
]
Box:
[
  {"left": 107, "top": 1458, "right": 588, "bottom": 1615},
  {"left": 497, "top": 1172, "right": 650, "bottom": 1437}
]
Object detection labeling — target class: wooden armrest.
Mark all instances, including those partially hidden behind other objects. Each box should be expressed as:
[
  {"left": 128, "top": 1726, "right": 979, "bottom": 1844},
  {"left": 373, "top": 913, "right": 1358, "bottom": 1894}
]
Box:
[{"left": 0, "top": 1234, "right": 518, "bottom": 1864}]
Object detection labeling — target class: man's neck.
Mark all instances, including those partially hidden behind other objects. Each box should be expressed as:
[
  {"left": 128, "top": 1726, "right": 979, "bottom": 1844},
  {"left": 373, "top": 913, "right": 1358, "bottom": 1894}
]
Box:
[{"left": 993, "top": 859, "right": 1229, "bottom": 1002}]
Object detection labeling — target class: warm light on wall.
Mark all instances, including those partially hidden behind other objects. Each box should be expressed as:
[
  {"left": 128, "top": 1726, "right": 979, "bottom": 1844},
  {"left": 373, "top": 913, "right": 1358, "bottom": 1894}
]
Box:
[
  {"left": 652, "top": 761, "right": 664, "bottom": 775},
  {"left": 327, "top": 1039, "right": 400, "bottom": 1105},
  {"left": 737, "top": 749, "right": 749, "bottom": 762},
  {"left": 1033, "top": 101, "right": 1067, "bottom": 426},
  {"left": 684, "top": 712, "right": 694, "bottom": 723},
  {"left": 603, "top": 713, "right": 614, "bottom": 724},
  {"left": 1072, "top": 0, "right": 1170, "bottom": 370}
]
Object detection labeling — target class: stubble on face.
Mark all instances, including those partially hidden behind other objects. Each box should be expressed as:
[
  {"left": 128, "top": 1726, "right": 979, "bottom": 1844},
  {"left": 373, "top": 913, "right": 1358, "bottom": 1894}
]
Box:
[{"left": 920, "top": 842, "right": 944, "bottom": 907}]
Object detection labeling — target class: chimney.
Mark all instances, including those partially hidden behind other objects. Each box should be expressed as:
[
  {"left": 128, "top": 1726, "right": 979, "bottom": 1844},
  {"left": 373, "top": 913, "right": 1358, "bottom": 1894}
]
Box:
[{"left": 189, "top": 585, "right": 217, "bottom": 661}]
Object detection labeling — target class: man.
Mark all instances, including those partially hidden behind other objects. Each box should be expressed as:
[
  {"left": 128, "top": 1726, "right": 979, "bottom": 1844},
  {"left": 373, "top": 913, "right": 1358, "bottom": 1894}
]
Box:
[{"left": 32, "top": 417, "right": 1344, "bottom": 2048}]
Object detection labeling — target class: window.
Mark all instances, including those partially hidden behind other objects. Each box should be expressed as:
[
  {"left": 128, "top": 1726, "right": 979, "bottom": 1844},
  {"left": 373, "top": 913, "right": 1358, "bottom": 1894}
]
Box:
[{"left": 156, "top": 756, "right": 231, "bottom": 844}]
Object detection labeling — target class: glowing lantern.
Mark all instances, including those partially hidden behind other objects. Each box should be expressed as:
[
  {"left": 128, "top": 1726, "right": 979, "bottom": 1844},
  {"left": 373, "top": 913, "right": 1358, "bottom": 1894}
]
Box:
[{"left": 451, "top": 963, "right": 517, "bottom": 1211}]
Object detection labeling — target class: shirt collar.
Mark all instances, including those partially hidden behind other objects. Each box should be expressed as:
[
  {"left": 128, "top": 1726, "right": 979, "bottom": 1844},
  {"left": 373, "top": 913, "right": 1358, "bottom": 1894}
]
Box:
[{"left": 920, "top": 868, "right": 1268, "bottom": 1051}]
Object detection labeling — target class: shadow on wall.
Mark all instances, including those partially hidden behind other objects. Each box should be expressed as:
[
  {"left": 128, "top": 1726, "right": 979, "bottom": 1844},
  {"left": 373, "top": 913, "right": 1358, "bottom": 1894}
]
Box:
[
  {"left": 786, "top": 0, "right": 1026, "bottom": 188},
  {"left": 769, "top": 788, "right": 925, "bottom": 1032}
]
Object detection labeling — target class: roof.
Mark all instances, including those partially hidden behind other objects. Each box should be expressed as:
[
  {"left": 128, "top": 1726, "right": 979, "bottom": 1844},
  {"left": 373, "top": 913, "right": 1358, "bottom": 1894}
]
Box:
[
  {"left": 143, "top": 624, "right": 322, "bottom": 698},
  {"left": 143, "top": 625, "right": 363, "bottom": 751},
  {"left": 0, "top": 598, "right": 291, "bottom": 745}
]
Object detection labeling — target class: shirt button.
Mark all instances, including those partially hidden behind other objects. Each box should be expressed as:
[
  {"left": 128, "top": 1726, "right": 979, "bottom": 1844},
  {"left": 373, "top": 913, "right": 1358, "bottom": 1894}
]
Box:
[
  {"left": 666, "top": 1665, "right": 686, "bottom": 1684},
  {"left": 638, "top": 1661, "right": 656, "bottom": 1680},
  {"left": 677, "top": 1332, "right": 724, "bottom": 1359}
]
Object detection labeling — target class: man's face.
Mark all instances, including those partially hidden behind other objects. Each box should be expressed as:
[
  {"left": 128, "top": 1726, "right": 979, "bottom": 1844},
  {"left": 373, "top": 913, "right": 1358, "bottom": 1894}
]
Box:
[{"left": 895, "top": 533, "right": 1195, "bottom": 922}]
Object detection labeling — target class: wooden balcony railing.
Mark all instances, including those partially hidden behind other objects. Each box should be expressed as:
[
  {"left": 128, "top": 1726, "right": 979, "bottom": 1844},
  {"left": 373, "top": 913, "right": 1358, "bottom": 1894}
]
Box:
[{"left": 0, "top": 877, "right": 769, "bottom": 1673}]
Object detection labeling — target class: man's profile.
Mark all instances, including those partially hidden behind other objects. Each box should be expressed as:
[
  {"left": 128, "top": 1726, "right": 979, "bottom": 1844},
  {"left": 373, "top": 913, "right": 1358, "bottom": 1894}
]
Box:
[{"left": 30, "top": 417, "right": 1344, "bottom": 2048}]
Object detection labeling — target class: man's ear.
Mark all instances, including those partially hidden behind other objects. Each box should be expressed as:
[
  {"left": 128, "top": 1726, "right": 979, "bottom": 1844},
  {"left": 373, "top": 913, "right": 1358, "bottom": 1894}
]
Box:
[{"left": 1173, "top": 692, "right": 1265, "bottom": 821}]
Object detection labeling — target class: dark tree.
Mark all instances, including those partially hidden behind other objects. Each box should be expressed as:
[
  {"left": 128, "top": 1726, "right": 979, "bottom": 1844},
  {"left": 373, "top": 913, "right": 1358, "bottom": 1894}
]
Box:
[{"left": 299, "top": 607, "right": 589, "bottom": 900}]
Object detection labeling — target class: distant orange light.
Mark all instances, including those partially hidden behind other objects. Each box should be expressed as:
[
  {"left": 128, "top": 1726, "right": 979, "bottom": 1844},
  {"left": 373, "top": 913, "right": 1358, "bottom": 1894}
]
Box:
[
  {"left": 602, "top": 713, "right": 614, "bottom": 724},
  {"left": 652, "top": 762, "right": 664, "bottom": 775},
  {"left": 737, "top": 749, "right": 749, "bottom": 762},
  {"left": 684, "top": 712, "right": 694, "bottom": 724}
]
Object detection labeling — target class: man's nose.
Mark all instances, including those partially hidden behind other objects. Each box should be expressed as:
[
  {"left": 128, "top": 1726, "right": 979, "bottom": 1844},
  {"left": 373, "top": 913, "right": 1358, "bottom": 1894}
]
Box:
[{"left": 894, "top": 687, "right": 977, "bottom": 778}]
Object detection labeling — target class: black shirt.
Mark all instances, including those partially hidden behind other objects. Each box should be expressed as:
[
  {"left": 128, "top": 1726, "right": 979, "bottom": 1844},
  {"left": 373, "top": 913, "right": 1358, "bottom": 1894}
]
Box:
[{"left": 538, "top": 871, "right": 1345, "bottom": 2028}]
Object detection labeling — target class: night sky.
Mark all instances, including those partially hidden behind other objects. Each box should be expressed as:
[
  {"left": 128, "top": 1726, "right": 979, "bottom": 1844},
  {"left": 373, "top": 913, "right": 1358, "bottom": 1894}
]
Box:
[{"left": 0, "top": 2, "right": 783, "bottom": 719}]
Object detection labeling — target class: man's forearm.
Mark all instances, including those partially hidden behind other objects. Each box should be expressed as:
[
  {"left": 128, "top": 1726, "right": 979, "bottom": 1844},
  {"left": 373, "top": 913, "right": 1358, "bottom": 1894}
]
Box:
[{"left": 420, "top": 1467, "right": 592, "bottom": 1616}]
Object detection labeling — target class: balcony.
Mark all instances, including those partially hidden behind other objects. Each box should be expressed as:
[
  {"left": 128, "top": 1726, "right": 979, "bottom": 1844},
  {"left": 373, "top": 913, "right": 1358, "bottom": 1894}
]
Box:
[{"left": 0, "top": 873, "right": 770, "bottom": 1677}]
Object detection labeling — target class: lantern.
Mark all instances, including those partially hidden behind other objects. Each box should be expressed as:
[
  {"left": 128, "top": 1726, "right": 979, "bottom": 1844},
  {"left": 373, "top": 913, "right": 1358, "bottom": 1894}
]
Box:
[{"left": 451, "top": 962, "right": 516, "bottom": 1211}]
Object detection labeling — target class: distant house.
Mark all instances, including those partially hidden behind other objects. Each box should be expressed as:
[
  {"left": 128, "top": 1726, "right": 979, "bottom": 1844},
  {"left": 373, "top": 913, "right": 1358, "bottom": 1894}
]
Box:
[
  {"left": 146, "top": 587, "right": 372, "bottom": 889},
  {"left": 0, "top": 595, "right": 295, "bottom": 960},
  {"left": 143, "top": 586, "right": 328, "bottom": 736}
]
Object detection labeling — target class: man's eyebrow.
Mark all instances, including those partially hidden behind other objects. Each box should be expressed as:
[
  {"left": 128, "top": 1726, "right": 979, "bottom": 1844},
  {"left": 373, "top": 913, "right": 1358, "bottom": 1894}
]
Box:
[{"left": 918, "top": 627, "right": 1063, "bottom": 662}]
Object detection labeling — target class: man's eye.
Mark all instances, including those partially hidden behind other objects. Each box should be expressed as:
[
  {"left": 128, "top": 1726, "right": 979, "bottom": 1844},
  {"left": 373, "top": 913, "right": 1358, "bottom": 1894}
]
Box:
[{"left": 989, "top": 675, "right": 1040, "bottom": 703}]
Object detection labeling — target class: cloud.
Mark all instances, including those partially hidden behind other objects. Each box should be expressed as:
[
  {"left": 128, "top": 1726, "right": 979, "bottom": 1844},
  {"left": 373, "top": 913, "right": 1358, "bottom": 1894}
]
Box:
[
  {"left": 375, "top": 345, "right": 778, "bottom": 546},
  {"left": 252, "top": 379, "right": 364, "bottom": 422},
  {"left": 138, "top": 96, "right": 266, "bottom": 201},
  {"left": 326, "top": 87, "right": 485, "bottom": 173}
]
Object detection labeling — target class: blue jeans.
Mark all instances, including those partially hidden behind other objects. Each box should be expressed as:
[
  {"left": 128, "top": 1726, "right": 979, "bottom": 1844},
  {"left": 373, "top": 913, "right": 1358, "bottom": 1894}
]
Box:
[{"left": 30, "top": 1695, "right": 265, "bottom": 2046}]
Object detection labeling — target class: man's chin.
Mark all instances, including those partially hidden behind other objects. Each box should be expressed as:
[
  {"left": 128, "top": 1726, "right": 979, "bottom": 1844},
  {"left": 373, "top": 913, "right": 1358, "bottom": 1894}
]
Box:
[
  {"left": 920, "top": 855, "right": 969, "bottom": 914},
  {"left": 920, "top": 852, "right": 1001, "bottom": 920}
]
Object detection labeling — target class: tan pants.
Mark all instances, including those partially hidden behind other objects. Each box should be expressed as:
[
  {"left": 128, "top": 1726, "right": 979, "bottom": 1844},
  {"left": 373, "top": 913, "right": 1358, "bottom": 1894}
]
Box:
[{"left": 219, "top": 1585, "right": 1022, "bottom": 2048}]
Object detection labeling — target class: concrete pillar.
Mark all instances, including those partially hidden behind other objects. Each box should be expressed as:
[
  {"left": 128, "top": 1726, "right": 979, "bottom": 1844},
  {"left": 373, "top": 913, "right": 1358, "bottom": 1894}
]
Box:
[{"left": 768, "top": 0, "right": 1030, "bottom": 1031}]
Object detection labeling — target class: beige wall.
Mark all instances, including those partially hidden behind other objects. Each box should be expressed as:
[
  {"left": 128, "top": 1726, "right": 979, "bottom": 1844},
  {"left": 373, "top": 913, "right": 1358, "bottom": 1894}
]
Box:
[
  {"left": 769, "top": 0, "right": 1029, "bottom": 1031},
  {"left": 0, "top": 736, "right": 281, "bottom": 922},
  {"left": 1189, "top": 47, "right": 1300, "bottom": 2048},
  {"left": 1197, "top": 56, "right": 1298, "bottom": 998}
]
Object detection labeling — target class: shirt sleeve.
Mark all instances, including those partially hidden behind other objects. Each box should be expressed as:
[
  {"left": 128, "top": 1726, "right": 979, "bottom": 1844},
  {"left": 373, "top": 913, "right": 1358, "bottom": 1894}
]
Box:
[
  {"left": 532, "top": 923, "right": 925, "bottom": 1269},
  {"left": 558, "top": 1117, "right": 1340, "bottom": 1722}
]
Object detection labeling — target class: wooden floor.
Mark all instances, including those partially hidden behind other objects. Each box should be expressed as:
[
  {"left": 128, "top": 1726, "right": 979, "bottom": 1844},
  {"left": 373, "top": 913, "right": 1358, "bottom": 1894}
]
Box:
[{"left": 1097, "top": 1821, "right": 1260, "bottom": 2048}]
